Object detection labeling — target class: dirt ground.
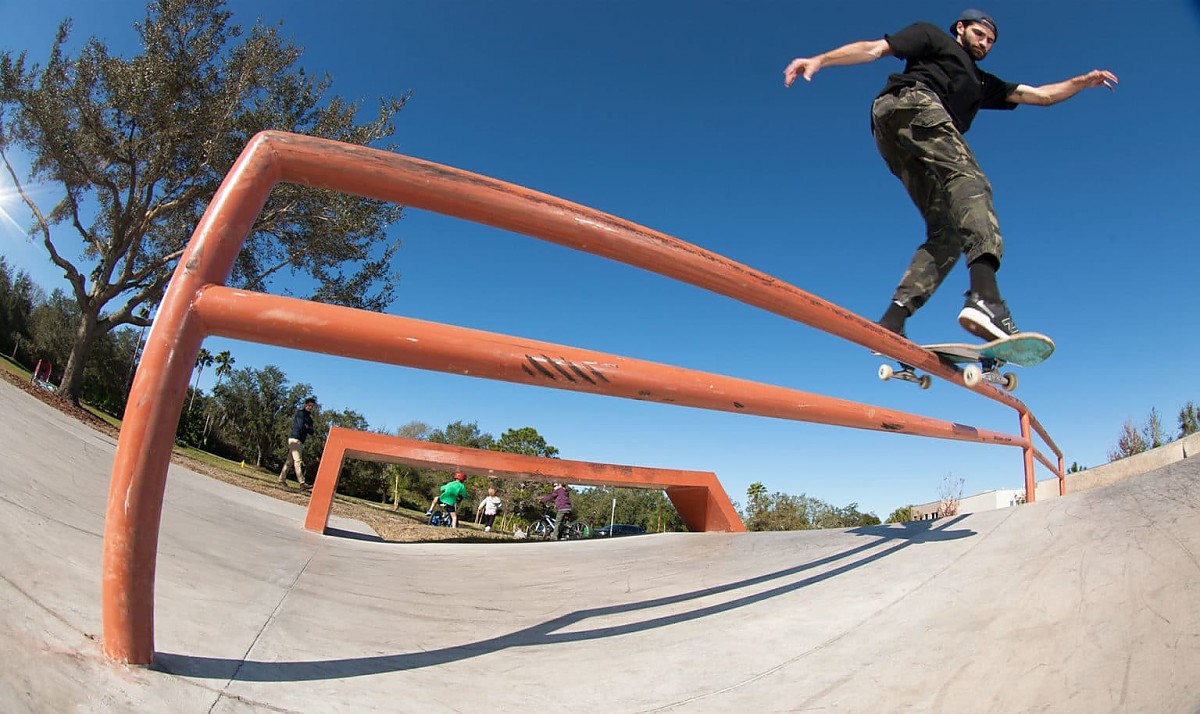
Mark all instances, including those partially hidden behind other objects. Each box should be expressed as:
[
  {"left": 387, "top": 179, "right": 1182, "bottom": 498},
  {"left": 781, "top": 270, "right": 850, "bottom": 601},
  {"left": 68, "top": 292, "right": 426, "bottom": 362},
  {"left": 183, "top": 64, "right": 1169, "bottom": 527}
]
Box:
[{"left": 2, "top": 371, "right": 509, "bottom": 543}]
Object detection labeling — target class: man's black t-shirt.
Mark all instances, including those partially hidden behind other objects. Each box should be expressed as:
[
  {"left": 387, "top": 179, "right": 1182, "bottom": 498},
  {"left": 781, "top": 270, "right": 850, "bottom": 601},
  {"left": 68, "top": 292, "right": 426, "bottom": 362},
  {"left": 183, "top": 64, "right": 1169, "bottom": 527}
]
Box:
[{"left": 878, "top": 22, "right": 1018, "bottom": 134}]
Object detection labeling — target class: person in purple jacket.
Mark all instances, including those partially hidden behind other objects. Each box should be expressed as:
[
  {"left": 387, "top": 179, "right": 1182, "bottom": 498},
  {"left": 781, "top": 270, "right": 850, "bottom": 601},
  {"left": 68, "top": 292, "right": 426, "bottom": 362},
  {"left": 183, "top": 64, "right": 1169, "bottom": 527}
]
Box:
[
  {"left": 783, "top": 9, "right": 1117, "bottom": 342},
  {"left": 538, "top": 482, "right": 573, "bottom": 541}
]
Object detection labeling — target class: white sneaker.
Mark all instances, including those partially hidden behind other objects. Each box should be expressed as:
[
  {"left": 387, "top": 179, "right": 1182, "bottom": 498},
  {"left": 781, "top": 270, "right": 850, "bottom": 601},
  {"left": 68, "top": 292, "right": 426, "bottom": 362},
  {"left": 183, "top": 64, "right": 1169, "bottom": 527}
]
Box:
[
  {"left": 484, "top": 526, "right": 491, "bottom": 532},
  {"left": 958, "top": 291, "right": 1019, "bottom": 341}
]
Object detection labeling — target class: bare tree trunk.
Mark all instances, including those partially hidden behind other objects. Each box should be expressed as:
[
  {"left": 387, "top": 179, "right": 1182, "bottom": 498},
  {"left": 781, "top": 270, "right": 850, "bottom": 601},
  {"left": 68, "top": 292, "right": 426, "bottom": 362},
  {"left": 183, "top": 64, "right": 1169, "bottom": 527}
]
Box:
[{"left": 58, "top": 309, "right": 103, "bottom": 406}]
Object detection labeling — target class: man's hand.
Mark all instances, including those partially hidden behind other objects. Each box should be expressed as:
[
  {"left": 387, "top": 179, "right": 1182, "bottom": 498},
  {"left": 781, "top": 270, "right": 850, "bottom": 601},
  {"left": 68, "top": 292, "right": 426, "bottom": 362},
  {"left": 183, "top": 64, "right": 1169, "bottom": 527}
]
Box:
[
  {"left": 1008, "top": 69, "right": 1120, "bottom": 106},
  {"left": 1080, "top": 69, "right": 1119, "bottom": 91},
  {"left": 784, "top": 57, "right": 821, "bottom": 87},
  {"left": 784, "top": 40, "right": 891, "bottom": 87}
]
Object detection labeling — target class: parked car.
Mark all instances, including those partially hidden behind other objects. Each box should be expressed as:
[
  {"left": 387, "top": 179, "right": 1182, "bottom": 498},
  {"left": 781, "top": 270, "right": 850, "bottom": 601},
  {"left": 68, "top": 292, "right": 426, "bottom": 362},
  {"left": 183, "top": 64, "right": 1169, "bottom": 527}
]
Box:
[{"left": 593, "top": 523, "right": 646, "bottom": 538}]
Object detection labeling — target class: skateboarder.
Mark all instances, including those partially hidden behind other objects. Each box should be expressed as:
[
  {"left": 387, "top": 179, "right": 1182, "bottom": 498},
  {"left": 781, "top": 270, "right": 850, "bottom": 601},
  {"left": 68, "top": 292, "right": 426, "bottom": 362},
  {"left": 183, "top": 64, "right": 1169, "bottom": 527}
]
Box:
[{"left": 783, "top": 9, "right": 1117, "bottom": 341}]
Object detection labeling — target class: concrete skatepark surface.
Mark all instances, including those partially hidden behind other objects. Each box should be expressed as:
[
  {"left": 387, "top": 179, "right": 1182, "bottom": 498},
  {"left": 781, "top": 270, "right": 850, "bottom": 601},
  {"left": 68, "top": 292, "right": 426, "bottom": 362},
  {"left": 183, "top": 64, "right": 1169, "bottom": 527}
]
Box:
[{"left": 2, "top": 378, "right": 1198, "bottom": 712}]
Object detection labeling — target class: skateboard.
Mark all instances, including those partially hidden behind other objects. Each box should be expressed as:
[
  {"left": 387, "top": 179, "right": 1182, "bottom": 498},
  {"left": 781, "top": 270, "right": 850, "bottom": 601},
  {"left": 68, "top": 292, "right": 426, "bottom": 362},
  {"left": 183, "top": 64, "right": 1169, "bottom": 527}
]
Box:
[{"left": 877, "top": 332, "right": 1055, "bottom": 392}]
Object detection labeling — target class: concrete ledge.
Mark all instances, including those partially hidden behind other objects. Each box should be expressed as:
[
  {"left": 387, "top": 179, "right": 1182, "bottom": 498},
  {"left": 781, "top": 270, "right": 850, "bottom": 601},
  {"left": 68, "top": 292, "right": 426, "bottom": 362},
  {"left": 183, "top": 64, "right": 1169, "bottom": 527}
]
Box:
[
  {"left": 1036, "top": 431, "right": 1200, "bottom": 500},
  {"left": 304, "top": 426, "right": 745, "bottom": 533}
]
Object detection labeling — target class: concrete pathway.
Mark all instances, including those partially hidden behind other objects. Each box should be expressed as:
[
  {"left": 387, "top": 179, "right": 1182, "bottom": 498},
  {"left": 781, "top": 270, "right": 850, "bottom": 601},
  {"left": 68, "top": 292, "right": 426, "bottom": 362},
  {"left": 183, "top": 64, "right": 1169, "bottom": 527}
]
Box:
[{"left": 1, "top": 379, "right": 1197, "bottom": 712}]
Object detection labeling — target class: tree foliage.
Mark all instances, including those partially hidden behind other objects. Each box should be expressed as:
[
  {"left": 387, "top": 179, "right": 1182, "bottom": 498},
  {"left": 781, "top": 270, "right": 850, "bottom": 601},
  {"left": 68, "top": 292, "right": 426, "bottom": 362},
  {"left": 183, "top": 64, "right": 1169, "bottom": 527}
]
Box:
[
  {"left": 0, "top": 0, "right": 410, "bottom": 403},
  {"left": 1108, "top": 417, "right": 1147, "bottom": 462},
  {"left": 1177, "top": 402, "right": 1198, "bottom": 439},
  {"left": 491, "top": 426, "right": 560, "bottom": 458},
  {"left": 1142, "top": 407, "right": 1167, "bottom": 450},
  {"left": 210, "top": 364, "right": 310, "bottom": 466},
  {"left": 482, "top": 425, "right": 559, "bottom": 521},
  {"left": 1107, "top": 403, "right": 1200, "bottom": 463},
  {"left": 741, "top": 481, "right": 880, "bottom": 531},
  {"left": 570, "top": 487, "right": 685, "bottom": 533},
  {"left": 0, "top": 257, "right": 36, "bottom": 360},
  {"left": 381, "top": 420, "right": 432, "bottom": 510},
  {"left": 428, "top": 420, "right": 495, "bottom": 451},
  {"left": 886, "top": 505, "right": 914, "bottom": 524}
]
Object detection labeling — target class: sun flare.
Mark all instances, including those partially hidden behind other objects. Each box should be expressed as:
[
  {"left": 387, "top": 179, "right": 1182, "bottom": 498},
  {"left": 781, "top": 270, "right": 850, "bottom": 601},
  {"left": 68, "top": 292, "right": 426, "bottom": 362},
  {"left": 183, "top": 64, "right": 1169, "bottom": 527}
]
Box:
[
  {"left": 0, "top": 173, "right": 39, "bottom": 236},
  {"left": 0, "top": 186, "right": 24, "bottom": 234}
]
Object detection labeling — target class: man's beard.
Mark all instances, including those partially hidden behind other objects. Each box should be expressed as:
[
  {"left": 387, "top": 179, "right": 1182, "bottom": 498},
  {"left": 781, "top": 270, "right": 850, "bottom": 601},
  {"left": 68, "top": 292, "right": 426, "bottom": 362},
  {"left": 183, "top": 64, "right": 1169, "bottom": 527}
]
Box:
[{"left": 963, "top": 40, "right": 989, "bottom": 61}]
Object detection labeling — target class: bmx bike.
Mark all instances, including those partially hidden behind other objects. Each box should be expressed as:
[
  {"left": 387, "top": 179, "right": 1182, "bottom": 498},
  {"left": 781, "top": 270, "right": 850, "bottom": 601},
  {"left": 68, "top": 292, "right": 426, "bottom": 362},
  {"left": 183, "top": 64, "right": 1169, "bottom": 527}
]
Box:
[{"left": 527, "top": 509, "right": 589, "bottom": 541}]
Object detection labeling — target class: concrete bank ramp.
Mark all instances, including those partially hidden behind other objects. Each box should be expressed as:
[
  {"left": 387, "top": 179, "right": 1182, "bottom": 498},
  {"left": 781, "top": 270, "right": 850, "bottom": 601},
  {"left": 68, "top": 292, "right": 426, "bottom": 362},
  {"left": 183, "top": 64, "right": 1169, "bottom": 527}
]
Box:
[{"left": 1, "top": 379, "right": 1197, "bottom": 712}]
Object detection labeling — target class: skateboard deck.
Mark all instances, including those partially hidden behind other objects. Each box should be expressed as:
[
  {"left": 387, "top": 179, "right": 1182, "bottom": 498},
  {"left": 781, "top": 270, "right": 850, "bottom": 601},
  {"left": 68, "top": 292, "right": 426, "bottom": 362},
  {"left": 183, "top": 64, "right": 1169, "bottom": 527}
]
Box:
[
  {"left": 877, "top": 332, "right": 1054, "bottom": 391},
  {"left": 923, "top": 332, "right": 1055, "bottom": 368}
]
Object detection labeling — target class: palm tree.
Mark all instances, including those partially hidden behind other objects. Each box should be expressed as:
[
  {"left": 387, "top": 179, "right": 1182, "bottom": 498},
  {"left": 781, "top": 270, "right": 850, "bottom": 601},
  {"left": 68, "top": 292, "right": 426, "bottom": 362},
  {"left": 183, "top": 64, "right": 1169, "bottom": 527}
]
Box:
[
  {"left": 203, "top": 350, "right": 236, "bottom": 443},
  {"left": 212, "top": 350, "right": 235, "bottom": 389},
  {"left": 188, "top": 347, "right": 214, "bottom": 413}
]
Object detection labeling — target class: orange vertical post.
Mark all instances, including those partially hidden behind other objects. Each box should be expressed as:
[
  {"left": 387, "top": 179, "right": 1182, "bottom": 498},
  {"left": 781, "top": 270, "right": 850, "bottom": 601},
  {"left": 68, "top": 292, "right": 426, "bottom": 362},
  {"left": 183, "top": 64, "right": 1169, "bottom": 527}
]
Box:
[
  {"left": 100, "top": 134, "right": 280, "bottom": 664},
  {"left": 1020, "top": 412, "right": 1035, "bottom": 503}
]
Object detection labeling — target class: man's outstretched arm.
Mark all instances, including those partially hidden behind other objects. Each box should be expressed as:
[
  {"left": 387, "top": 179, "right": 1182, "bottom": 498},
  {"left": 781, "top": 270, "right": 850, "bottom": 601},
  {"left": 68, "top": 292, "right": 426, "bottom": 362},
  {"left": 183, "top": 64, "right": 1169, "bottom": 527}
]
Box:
[
  {"left": 784, "top": 39, "right": 893, "bottom": 87},
  {"left": 1007, "top": 69, "right": 1119, "bottom": 106}
]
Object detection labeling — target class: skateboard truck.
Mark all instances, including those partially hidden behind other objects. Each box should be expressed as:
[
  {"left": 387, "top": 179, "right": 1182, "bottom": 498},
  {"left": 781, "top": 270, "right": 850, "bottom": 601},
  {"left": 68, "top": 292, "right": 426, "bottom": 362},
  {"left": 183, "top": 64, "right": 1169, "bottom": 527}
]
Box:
[
  {"left": 877, "top": 362, "right": 931, "bottom": 390},
  {"left": 962, "top": 357, "right": 1017, "bottom": 391}
]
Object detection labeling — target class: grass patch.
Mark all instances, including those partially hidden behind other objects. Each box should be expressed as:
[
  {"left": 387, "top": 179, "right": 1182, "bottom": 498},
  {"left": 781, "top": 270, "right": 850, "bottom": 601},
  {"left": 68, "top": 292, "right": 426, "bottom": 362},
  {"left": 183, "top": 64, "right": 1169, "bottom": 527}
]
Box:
[
  {"left": 83, "top": 405, "right": 122, "bottom": 429},
  {"left": 0, "top": 354, "right": 31, "bottom": 380},
  {"left": 0, "top": 355, "right": 120, "bottom": 428},
  {"left": 0, "top": 369, "right": 511, "bottom": 542}
]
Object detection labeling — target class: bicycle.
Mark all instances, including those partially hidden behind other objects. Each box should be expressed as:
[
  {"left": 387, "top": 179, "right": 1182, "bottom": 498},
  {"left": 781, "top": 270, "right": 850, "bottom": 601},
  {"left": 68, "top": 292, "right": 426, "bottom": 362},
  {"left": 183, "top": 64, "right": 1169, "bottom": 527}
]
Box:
[
  {"left": 527, "top": 509, "right": 589, "bottom": 541},
  {"left": 428, "top": 504, "right": 455, "bottom": 527}
]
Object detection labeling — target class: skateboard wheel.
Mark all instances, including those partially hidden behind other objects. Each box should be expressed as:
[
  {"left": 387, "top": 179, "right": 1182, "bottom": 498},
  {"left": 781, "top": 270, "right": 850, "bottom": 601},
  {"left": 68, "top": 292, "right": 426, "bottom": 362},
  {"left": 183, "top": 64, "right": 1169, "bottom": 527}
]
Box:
[
  {"left": 1002, "top": 372, "right": 1018, "bottom": 391},
  {"left": 918, "top": 375, "right": 932, "bottom": 390},
  {"left": 963, "top": 365, "right": 983, "bottom": 387},
  {"left": 878, "top": 364, "right": 894, "bottom": 381}
]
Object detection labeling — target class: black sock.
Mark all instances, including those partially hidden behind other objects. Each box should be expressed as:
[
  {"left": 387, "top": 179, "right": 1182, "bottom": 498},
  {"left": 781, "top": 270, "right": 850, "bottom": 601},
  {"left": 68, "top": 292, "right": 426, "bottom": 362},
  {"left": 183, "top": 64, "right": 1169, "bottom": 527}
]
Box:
[
  {"left": 879, "top": 301, "right": 910, "bottom": 334},
  {"left": 968, "top": 256, "right": 1001, "bottom": 301}
]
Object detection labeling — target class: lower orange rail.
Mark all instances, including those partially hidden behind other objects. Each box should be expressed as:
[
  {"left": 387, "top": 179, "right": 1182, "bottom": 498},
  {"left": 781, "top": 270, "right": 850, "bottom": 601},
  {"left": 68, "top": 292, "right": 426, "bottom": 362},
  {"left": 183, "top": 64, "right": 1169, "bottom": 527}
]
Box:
[{"left": 306, "top": 427, "right": 744, "bottom": 534}]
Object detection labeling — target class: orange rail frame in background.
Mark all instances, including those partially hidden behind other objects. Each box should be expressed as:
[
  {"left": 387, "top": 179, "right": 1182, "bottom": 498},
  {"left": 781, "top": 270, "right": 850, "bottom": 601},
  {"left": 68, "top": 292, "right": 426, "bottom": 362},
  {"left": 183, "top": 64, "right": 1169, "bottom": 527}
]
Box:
[
  {"left": 305, "top": 427, "right": 743, "bottom": 534},
  {"left": 102, "top": 131, "right": 1064, "bottom": 664}
]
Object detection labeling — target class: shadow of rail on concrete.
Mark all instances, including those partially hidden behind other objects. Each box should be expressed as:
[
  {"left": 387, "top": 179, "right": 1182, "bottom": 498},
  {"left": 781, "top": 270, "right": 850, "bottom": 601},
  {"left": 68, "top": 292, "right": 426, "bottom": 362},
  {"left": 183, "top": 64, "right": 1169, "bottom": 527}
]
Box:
[
  {"left": 321, "top": 526, "right": 384, "bottom": 543},
  {"left": 153, "top": 517, "right": 973, "bottom": 682}
]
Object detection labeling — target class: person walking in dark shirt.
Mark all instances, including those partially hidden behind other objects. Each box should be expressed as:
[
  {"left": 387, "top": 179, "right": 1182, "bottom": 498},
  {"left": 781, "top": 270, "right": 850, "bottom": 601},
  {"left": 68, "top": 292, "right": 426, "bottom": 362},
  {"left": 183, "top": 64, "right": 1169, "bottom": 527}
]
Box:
[
  {"left": 278, "top": 397, "right": 316, "bottom": 489},
  {"left": 784, "top": 9, "right": 1117, "bottom": 341}
]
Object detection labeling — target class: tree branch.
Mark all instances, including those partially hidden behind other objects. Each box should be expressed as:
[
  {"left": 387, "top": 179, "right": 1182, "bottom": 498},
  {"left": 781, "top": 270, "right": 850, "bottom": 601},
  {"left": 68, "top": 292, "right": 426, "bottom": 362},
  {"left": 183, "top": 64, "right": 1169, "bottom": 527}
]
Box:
[{"left": 0, "top": 147, "right": 87, "bottom": 300}]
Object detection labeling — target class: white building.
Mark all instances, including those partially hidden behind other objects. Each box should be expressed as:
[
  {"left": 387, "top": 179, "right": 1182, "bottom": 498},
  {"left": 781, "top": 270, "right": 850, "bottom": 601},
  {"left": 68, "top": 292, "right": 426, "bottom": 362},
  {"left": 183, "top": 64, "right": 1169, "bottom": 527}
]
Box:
[{"left": 911, "top": 488, "right": 1026, "bottom": 520}]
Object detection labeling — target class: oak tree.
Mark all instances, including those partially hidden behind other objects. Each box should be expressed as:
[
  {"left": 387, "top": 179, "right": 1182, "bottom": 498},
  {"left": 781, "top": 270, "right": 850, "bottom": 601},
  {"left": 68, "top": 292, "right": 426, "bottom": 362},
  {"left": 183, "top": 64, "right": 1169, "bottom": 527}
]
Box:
[{"left": 0, "top": 0, "right": 409, "bottom": 403}]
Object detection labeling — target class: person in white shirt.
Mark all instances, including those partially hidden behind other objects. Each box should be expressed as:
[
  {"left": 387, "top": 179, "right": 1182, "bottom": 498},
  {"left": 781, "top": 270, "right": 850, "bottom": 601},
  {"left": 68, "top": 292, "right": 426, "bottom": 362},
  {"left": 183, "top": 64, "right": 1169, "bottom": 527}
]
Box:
[{"left": 478, "top": 487, "right": 502, "bottom": 532}]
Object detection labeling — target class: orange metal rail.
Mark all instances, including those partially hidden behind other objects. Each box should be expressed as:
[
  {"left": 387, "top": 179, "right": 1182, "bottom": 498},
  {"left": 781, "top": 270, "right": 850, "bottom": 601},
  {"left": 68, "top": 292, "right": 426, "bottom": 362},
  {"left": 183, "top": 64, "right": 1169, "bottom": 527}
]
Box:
[
  {"left": 102, "top": 130, "right": 1064, "bottom": 664},
  {"left": 305, "top": 428, "right": 744, "bottom": 534}
]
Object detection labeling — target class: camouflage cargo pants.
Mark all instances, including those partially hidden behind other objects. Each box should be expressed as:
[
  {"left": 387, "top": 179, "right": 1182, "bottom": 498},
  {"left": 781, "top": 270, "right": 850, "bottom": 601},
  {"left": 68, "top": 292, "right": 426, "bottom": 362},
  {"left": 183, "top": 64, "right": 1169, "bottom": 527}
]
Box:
[{"left": 871, "top": 84, "right": 1004, "bottom": 313}]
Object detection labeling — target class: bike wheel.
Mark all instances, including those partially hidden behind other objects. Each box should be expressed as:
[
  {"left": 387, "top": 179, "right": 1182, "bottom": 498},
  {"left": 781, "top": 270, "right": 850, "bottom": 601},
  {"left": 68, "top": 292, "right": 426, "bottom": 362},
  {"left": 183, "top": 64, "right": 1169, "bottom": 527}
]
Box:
[
  {"left": 565, "top": 521, "right": 589, "bottom": 540},
  {"left": 527, "top": 520, "right": 551, "bottom": 540}
]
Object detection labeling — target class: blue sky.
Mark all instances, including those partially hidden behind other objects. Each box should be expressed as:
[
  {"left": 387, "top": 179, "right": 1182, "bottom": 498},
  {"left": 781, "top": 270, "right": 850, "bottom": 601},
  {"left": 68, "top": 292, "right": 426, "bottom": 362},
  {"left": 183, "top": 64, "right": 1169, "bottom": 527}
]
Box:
[{"left": 2, "top": 0, "right": 1198, "bottom": 518}]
